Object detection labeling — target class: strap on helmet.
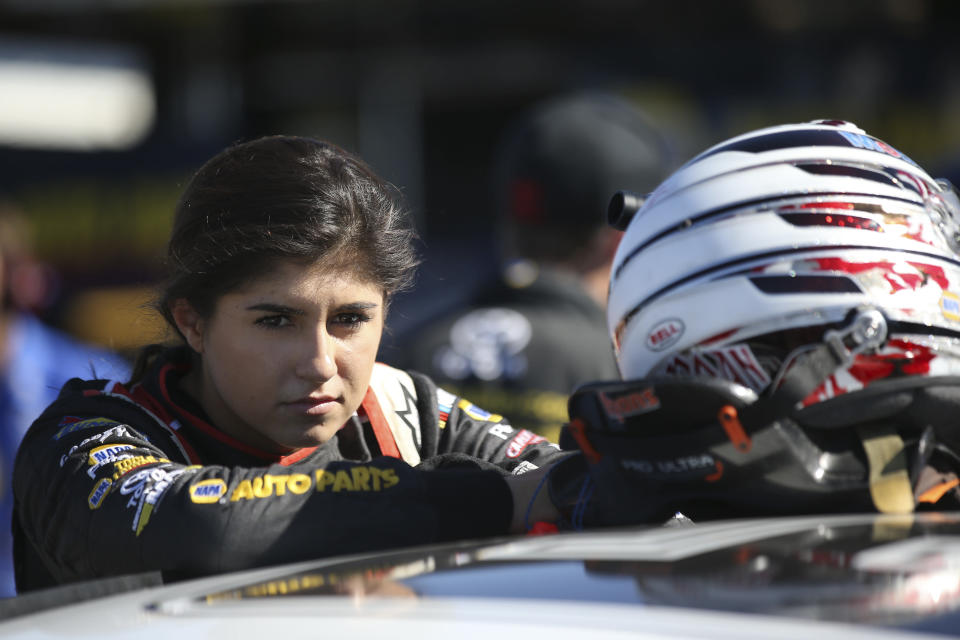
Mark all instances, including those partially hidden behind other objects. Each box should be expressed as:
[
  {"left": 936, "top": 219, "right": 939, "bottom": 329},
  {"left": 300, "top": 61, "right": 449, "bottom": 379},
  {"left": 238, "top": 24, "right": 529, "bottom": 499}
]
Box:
[
  {"left": 741, "top": 307, "right": 888, "bottom": 428},
  {"left": 857, "top": 424, "right": 914, "bottom": 514}
]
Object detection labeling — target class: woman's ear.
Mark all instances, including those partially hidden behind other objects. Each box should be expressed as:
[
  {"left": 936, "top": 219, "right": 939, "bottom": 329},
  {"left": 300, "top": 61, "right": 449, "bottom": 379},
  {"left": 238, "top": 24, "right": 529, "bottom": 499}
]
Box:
[{"left": 171, "top": 299, "right": 205, "bottom": 354}]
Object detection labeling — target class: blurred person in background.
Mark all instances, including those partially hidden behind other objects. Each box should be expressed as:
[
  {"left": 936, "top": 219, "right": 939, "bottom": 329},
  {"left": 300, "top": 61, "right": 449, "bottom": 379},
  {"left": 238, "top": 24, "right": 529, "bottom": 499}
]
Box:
[
  {"left": 0, "top": 200, "right": 129, "bottom": 597},
  {"left": 389, "top": 92, "right": 675, "bottom": 440}
]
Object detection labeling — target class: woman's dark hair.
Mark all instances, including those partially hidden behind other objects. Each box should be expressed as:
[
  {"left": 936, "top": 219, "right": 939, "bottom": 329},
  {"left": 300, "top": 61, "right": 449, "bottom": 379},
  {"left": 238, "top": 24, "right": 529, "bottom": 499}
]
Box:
[{"left": 132, "top": 135, "right": 419, "bottom": 381}]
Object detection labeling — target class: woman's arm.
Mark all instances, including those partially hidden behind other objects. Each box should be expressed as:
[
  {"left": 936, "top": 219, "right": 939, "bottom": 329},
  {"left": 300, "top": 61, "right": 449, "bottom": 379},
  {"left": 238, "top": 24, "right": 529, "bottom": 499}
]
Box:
[
  {"left": 407, "top": 370, "right": 573, "bottom": 472},
  {"left": 13, "top": 401, "right": 514, "bottom": 590}
]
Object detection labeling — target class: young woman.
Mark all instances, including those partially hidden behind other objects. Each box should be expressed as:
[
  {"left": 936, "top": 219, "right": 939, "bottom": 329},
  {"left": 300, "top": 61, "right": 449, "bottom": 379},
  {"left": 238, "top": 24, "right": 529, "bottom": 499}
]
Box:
[{"left": 12, "top": 136, "right": 568, "bottom": 592}]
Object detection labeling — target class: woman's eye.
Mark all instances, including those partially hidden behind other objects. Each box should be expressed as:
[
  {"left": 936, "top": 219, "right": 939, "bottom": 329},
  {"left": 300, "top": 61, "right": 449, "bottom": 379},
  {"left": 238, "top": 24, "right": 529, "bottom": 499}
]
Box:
[
  {"left": 335, "top": 313, "right": 370, "bottom": 328},
  {"left": 255, "top": 315, "right": 292, "bottom": 329}
]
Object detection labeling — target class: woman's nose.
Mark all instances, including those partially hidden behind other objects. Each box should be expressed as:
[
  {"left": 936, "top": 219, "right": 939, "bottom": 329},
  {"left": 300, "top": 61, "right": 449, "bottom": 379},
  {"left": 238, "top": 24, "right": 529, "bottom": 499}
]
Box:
[{"left": 296, "top": 328, "right": 338, "bottom": 381}]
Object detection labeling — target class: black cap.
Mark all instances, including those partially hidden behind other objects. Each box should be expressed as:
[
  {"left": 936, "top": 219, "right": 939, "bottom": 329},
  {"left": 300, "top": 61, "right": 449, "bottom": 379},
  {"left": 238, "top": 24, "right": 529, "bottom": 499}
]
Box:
[{"left": 493, "top": 92, "right": 674, "bottom": 231}]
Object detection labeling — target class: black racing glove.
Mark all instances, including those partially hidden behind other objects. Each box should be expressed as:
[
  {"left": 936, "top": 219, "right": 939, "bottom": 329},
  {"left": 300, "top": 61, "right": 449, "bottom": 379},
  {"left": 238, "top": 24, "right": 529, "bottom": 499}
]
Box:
[{"left": 548, "top": 377, "right": 758, "bottom": 528}]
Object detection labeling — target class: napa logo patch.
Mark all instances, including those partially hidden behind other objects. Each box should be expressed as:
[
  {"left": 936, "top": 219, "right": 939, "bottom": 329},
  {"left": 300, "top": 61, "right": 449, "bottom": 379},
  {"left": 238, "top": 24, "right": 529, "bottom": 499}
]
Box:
[
  {"left": 941, "top": 292, "right": 960, "bottom": 322},
  {"left": 646, "top": 318, "right": 684, "bottom": 352},
  {"left": 88, "top": 444, "right": 134, "bottom": 467},
  {"left": 189, "top": 479, "right": 228, "bottom": 504},
  {"left": 88, "top": 478, "right": 112, "bottom": 510},
  {"left": 87, "top": 444, "right": 136, "bottom": 477}
]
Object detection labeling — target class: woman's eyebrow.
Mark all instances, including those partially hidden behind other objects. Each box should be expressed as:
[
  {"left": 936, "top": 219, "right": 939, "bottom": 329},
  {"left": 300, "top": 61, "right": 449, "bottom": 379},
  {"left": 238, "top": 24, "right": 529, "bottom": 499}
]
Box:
[
  {"left": 340, "top": 302, "right": 380, "bottom": 311},
  {"left": 245, "top": 303, "right": 305, "bottom": 315},
  {"left": 245, "top": 302, "right": 380, "bottom": 314}
]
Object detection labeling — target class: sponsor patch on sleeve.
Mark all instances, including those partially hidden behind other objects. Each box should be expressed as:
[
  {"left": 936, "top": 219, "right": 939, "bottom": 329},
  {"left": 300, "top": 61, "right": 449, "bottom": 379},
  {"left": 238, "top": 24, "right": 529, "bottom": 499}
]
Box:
[
  {"left": 111, "top": 455, "right": 172, "bottom": 481},
  {"left": 226, "top": 466, "right": 401, "bottom": 502},
  {"left": 189, "top": 479, "right": 228, "bottom": 504},
  {"left": 88, "top": 478, "right": 112, "bottom": 510},
  {"left": 436, "top": 388, "right": 456, "bottom": 429},
  {"left": 456, "top": 398, "right": 503, "bottom": 423},
  {"left": 119, "top": 465, "right": 188, "bottom": 536},
  {"left": 511, "top": 460, "right": 540, "bottom": 475},
  {"left": 55, "top": 417, "right": 121, "bottom": 441},
  {"left": 506, "top": 429, "right": 546, "bottom": 458},
  {"left": 87, "top": 444, "right": 136, "bottom": 478}
]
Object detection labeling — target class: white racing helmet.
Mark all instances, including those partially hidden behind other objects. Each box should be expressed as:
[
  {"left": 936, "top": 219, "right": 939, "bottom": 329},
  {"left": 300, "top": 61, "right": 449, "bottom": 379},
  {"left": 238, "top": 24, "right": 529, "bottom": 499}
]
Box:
[
  {"left": 572, "top": 120, "right": 960, "bottom": 518},
  {"left": 609, "top": 120, "right": 960, "bottom": 403}
]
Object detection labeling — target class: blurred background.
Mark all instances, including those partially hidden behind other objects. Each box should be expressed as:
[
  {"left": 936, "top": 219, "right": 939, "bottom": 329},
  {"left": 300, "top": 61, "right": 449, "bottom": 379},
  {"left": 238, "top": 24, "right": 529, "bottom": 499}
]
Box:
[{"left": 0, "top": 0, "right": 958, "bottom": 358}]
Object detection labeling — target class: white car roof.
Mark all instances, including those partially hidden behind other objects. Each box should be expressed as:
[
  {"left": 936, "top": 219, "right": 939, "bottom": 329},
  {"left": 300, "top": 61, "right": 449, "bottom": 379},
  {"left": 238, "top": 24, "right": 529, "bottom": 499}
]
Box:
[{"left": 1, "top": 512, "right": 958, "bottom": 639}]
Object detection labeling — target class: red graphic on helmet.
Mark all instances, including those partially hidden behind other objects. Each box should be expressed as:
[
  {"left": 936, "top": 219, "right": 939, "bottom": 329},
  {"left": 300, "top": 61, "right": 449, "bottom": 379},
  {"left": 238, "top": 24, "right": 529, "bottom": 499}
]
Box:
[
  {"left": 803, "top": 339, "right": 935, "bottom": 406},
  {"left": 810, "top": 258, "right": 948, "bottom": 293}
]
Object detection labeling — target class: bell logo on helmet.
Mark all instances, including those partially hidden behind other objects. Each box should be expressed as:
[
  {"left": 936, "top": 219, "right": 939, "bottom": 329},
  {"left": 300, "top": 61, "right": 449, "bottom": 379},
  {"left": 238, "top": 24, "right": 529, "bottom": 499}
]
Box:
[{"left": 646, "top": 318, "right": 684, "bottom": 352}]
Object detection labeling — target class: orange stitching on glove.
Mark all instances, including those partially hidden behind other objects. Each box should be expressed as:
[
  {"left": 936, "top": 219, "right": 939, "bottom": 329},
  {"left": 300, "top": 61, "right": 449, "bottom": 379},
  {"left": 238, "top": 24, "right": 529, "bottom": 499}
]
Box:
[
  {"left": 705, "top": 460, "right": 724, "bottom": 482},
  {"left": 566, "top": 418, "right": 602, "bottom": 464}
]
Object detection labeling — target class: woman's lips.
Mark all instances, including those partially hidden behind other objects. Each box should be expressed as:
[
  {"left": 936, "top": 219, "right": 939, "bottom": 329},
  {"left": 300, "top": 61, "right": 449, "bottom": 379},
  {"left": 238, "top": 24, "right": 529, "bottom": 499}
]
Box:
[{"left": 284, "top": 396, "right": 340, "bottom": 415}]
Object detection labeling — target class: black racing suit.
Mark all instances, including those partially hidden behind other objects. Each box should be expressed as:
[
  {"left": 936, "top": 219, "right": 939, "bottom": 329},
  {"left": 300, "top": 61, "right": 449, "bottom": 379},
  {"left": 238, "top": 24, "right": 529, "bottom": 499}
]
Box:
[{"left": 12, "top": 346, "right": 569, "bottom": 592}]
